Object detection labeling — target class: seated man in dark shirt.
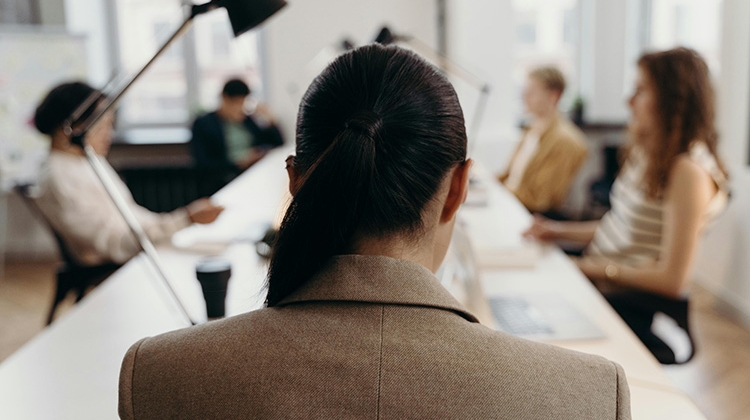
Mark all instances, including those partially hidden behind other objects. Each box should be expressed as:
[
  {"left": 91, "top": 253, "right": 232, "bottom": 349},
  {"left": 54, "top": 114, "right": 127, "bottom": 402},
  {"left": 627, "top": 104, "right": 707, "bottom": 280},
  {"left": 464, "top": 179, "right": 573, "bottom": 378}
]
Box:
[{"left": 190, "top": 79, "right": 284, "bottom": 180}]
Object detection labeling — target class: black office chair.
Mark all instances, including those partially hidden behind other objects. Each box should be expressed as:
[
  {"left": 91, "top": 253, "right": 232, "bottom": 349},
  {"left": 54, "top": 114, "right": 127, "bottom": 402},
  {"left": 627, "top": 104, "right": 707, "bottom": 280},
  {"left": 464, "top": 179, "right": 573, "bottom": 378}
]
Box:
[
  {"left": 604, "top": 290, "right": 696, "bottom": 365},
  {"left": 14, "top": 185, "right": 120, "bottom": 325},
  {"left": 118, "top": 166, "right": 229, "bottom": 213},
  {"left": 584, "top": 145, "right": 621, "bottom": 220}
]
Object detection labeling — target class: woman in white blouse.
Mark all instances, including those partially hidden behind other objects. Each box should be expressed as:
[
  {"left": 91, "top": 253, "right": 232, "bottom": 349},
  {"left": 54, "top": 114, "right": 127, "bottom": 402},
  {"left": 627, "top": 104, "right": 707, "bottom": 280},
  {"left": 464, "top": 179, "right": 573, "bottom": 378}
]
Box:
[
  {"left": 32, "top": 82, "right": 224, "bottom": 266},
  {"left": 525, "top": 48, "right": 729, "bottom": 363}
]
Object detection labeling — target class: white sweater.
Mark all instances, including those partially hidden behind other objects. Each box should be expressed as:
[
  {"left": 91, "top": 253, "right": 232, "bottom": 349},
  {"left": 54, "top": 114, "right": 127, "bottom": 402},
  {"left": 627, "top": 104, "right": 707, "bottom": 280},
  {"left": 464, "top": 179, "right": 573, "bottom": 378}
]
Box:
[{"left": 33, "top": 151, "right": 191, "bottom": 266}]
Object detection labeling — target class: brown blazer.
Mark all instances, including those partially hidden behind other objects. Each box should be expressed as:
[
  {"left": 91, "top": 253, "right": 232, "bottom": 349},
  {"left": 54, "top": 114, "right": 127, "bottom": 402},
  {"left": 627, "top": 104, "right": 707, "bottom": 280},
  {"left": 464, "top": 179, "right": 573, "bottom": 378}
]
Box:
[
  {"left": 119, "top": 255, "right": 630, "bottom": 419},
  {"left": 499, "top": 117, "right": 588, "bottom": 213}
]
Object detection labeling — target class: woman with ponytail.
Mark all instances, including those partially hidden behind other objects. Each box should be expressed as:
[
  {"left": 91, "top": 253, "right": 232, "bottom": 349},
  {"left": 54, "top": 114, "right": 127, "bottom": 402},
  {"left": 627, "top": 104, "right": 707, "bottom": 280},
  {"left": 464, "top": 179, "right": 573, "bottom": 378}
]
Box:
[{"left": 119, "top": 44, "right": 630, "bottom": 420}]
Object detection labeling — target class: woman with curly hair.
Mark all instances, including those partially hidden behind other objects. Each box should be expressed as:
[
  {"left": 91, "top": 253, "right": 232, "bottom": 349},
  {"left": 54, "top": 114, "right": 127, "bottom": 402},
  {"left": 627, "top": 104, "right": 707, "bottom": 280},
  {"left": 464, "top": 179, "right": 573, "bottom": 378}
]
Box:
[{"left": 526, "top": 48, "right": 730, "bottom": 364}]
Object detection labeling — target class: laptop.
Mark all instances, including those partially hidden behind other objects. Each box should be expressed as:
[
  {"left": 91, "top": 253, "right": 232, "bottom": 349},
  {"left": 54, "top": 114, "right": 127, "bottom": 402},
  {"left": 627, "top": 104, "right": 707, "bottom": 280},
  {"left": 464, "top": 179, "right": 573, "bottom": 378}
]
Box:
[
  {"left": 441, "top": 222, "right": 605, "bottom": 342},
  {"left": 488, "top": 293, "right": 605, "bottom": 341}
]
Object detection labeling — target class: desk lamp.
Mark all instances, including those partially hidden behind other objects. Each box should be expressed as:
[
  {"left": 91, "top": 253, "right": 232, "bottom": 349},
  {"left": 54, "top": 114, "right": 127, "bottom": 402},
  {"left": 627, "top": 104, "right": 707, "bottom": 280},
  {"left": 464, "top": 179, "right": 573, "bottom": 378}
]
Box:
[{"left": 60, "top": 0, "right": 287, "bottom": 326}]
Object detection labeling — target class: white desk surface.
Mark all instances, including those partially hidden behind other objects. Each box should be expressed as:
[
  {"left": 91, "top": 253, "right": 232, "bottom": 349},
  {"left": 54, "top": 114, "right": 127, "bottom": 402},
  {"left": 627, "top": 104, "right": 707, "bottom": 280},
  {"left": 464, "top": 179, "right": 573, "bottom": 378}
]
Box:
[{"left": 0, "top": 150, "right": 705, "bottom": 419}]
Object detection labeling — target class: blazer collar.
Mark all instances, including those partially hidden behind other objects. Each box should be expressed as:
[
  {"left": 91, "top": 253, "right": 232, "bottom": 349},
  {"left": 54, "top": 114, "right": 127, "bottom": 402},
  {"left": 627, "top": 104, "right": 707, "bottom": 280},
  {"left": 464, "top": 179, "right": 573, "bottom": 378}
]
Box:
[
  {"left": 536, "top": 114, "right": 562, "bottom": 144},
  {"left": 277, "top": 255, "right": 479, "bottom": 323}
]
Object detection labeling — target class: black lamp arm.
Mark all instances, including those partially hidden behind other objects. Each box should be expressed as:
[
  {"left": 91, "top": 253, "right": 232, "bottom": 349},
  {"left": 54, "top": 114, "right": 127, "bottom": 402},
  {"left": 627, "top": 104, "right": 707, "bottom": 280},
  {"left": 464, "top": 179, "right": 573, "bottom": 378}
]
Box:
[
  {"left": 65, "top": 1, "right": 221, "bottom": 145},
  {"left": 55, "top": 0, "right": 285, "bottom": 326},
  {"left": 59, "top": 1, "right": 226, "bottom": 325}
]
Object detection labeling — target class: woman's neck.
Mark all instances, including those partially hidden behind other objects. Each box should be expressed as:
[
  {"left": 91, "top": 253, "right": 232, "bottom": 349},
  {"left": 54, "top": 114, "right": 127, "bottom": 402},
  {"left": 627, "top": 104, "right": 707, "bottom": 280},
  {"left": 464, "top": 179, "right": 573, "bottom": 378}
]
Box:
[
  {"left": 50, "top": 135, "right": 84, "bottom": 156},
  {"left": 352, "top": 234, "right": 439, "bottom": 273}
]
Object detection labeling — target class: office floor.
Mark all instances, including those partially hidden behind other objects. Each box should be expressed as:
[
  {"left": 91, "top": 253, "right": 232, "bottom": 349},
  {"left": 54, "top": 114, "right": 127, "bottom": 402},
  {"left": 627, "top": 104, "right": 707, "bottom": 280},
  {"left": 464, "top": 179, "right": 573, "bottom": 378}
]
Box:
[{"left": 1, "top": 260, "right": 750, "bottom": 420}]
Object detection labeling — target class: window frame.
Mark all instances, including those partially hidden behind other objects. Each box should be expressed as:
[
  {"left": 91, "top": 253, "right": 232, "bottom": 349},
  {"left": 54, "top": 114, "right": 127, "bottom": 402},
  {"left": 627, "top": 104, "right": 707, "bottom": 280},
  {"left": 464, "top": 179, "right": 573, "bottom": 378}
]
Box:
[{"left": 100, "top": 0, "right": 264, "bottom": 143}]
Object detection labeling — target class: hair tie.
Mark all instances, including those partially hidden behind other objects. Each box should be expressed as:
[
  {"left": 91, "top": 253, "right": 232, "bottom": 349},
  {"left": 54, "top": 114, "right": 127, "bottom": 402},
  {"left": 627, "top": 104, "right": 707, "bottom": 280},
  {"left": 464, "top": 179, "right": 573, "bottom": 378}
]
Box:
[{"left": 344, "top": 110, "right": 382, "bottom": 139}]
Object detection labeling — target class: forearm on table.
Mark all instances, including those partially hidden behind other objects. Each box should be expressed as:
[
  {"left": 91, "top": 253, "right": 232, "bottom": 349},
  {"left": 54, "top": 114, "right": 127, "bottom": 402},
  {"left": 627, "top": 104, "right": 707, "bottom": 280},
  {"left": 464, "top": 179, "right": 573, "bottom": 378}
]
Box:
[
  {"left": 93, "top": 208, "right": 189, "bottom": 264},
  {"left": 582, "top": 258, "right": 687, "bottom": 299},
  {"left": 554, "top": 220, "right": 599, "bottom": 243},
  {"left": 135, "top": 206, "right": 192, "bottom": 243},
  {"left": 86, "top": 221, "right": 140, "bottom": 264}
]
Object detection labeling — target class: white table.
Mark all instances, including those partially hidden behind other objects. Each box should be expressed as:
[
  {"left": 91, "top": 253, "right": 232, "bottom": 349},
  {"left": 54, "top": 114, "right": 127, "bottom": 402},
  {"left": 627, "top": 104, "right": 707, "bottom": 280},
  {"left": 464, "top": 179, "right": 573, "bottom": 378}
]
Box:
[
  {"left": 459, "top": 164, "right": 705, "bottom": 419},
  {"left": 0, "top": 149, "right": 705, "bottom": 419}
]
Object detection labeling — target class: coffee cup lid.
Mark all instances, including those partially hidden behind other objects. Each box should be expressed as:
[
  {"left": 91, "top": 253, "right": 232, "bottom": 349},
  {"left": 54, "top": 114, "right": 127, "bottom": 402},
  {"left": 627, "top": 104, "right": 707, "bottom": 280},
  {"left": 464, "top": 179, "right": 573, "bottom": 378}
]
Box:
[{"left": 196, "top": 258, "right": 232, "bottom": 273}]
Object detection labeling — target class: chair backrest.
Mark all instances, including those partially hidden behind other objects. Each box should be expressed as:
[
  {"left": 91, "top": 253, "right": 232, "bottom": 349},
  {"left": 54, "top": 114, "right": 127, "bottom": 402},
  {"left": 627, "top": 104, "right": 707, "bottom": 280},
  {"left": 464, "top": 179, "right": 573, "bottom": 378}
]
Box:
[
  {"left": 14, "top": 184, "right": 80, "bottom": 268},
  {"left": 602, "top": 145, "right": 621, "bottom": 182},
  {"left": 118, "top": 166, "right": 230, "bottom": 213}
]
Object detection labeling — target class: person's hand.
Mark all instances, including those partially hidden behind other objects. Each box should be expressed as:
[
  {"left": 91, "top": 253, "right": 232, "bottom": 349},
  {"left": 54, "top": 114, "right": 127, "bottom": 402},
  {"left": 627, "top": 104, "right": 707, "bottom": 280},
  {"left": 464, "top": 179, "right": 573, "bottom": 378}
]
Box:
[
  {"left": 573, "top": 256, "right": 618, "bottom": 291},
  {"left": 573, "top": 256, "right": 600, "bottom": 279},
  {"left": 522, "top": 214, "right": 559, "bottom": 241},
  {"left": 187, "top": 198, "right": 225, "bottom": 224},
  {"left": 252, "top": 103, "right": 276, "bottom": 125},
  {"left": 237, "top": 147, "right": 270, "bottom": 170}
]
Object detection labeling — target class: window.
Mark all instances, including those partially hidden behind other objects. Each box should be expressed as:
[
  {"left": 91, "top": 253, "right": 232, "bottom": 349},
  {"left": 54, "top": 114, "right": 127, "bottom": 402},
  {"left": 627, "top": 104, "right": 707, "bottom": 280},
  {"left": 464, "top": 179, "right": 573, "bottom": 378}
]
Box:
[
  {"left": 65, "top": 0, "right": 264, "bottom": 140},
  {"left": 515, "top": 11, "right": 537, "bottom": 45},
  {"left": 210, "top": 21, "right": 230, "bottom": 60},
  {"left": 192, "top": 8, "right": 262, "bottom": 115},
  {"left": 512, "top": 0, "right": 580, "bottom": 115},
  {"left": 115, "top": 0, "right": 188, "bottom": 127},
  {"left": 563, "top": 8, "right": 576, "bottom": 45},
  {"left": 648, "top": 0, "right": 723, "bottom": 75}
]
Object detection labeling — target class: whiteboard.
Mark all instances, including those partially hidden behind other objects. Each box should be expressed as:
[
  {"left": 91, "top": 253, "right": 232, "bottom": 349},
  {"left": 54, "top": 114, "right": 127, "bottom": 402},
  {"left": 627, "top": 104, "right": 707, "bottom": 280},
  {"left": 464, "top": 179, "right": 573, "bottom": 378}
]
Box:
[{"left": 0, "top": 27, "right": 87, "bottom": 191}]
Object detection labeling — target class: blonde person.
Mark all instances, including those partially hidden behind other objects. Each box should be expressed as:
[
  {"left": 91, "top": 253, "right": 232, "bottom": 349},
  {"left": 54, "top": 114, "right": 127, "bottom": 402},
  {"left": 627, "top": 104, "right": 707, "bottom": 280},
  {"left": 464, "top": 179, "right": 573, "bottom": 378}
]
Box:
[
  {"left": 119, "top": 45, "right": 630, "bottom": 419},
  {"left": 499, "top": 66, "right": 587, "bottom": 215},
  {"left": 525, "top": 48, "right": 729, "bottom": 363},
  {"left": 33, "top": 82, "right": 224, "bottom": 267}
]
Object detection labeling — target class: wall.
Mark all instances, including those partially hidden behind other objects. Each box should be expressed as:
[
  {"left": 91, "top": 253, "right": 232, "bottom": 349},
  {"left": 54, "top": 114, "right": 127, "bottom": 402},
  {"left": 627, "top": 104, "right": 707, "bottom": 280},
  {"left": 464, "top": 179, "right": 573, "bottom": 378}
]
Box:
[
  {"left": 3, "top": 193, "right": 56, "bottom": 260},
  {"left": 691, "top": 0, "right": 750, "bottom": 326},
  {"left": 1, "top": 29, "right": 89, "bottom": 261},
  {"left": 580, "top": 0, "right": 630, "bottom": 123},
  {"left": 445, "top": 0, "right": 516, "bottom": 172},
  {"left": 38, "top": 0, "right": 64, "bottom": 25},
  {"left": 263, "top": 0, "right": 438, "bottom": 139},
  {"left": 64, "top": 0, "right": 115, "bottom": 86},
  {"left": 1, "top": 1, "right": 81, "bottom": 261}
]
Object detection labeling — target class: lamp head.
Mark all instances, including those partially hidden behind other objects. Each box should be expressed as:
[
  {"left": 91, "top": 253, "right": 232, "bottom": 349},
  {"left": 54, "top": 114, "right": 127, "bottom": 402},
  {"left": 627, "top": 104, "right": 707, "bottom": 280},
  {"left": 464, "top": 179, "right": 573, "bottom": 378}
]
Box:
[
  {"left": 374, "top": 26, "right": 396, "bottom": 45},
  {"left": 216, "top": 0, "right": 287, "bottom": 36}
]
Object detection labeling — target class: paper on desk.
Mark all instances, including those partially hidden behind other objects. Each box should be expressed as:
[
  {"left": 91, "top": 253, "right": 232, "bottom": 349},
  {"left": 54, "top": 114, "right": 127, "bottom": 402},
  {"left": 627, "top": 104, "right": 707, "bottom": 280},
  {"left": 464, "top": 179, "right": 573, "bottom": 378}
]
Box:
[
  {"left": 459, "top": 173, "right": 540, "bottom": 268},
  {"left": 461, "top": 210, "right": 541, "bottom": 268}
]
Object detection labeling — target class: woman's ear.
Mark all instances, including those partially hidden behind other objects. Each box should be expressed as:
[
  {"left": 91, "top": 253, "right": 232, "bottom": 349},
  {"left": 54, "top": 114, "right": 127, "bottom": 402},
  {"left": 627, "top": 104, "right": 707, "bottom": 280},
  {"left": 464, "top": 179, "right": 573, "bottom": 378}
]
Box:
[
  {"left": 440, "top": 159, "right": 473, "bottom": 223},
  {"left": 286, "top": 155, "right": 302, "bottom": 196}
]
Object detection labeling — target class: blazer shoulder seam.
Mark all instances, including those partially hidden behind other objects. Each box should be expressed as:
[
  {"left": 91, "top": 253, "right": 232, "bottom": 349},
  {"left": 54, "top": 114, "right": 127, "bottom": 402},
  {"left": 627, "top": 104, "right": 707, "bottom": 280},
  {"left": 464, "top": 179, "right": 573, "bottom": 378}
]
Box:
[
  {"left": 376, "top": 304, "right": 384, "bottom": 420},
  {"left": 128, "top": 338, "right": 149, "bottom": 419},
  {"left": 612, "top": 360, "right": 621, "bottom": 419}
]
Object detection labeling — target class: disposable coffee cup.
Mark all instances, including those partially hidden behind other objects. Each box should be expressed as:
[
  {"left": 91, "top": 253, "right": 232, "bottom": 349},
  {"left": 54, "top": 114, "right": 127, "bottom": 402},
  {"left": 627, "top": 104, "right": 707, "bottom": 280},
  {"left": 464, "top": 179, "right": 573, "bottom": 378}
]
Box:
[{"left": 196, "top": 258, "right": 232, "bottom": 320}]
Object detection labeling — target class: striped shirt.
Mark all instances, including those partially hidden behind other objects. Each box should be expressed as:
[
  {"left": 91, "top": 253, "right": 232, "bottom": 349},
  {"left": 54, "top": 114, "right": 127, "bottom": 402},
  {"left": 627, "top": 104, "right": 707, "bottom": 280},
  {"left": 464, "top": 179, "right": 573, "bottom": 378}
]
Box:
[{"left": 586, "top": 142, "right": 729, "bottom": 267}]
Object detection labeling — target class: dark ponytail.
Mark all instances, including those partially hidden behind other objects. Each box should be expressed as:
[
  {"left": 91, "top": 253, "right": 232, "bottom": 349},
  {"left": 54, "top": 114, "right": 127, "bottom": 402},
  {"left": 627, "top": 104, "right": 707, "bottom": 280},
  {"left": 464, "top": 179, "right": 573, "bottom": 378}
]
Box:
[
  {"left": 34, "top": 81, "right": 101, "bottom": 136},
  {"left": 266, "top": 44, "right": 467, "bottom": 306}
]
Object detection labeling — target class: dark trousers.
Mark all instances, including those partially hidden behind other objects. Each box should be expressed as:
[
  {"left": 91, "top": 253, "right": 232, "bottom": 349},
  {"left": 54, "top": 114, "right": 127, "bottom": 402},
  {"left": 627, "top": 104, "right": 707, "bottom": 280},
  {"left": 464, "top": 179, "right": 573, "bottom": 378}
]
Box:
[{"left": 603, "top": 290, "right": 694, "bottom": 365}]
